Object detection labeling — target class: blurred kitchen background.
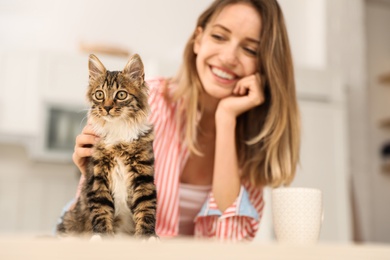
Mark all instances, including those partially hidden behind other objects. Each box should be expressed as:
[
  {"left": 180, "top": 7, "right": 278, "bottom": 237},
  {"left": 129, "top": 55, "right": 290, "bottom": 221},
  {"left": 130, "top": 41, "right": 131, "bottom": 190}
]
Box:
[{"left": 0, "top": 0, "right": 389, "bottom": 244}]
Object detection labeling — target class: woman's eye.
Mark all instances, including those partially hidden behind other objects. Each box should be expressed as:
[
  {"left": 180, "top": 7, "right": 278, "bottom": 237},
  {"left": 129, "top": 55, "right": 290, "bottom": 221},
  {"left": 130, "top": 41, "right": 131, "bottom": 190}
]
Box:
[
  {"left": 116, "top": 91, "right": 128, "bottom": 100},
  {"left": 94, "top": 90, "right": 104, "bottom": 100},
  {"left": 211, "top": 34, "right": 225, "bottom": 41},
  {"left": 244, "top": 47, "right": 257, "bottom": 56}
]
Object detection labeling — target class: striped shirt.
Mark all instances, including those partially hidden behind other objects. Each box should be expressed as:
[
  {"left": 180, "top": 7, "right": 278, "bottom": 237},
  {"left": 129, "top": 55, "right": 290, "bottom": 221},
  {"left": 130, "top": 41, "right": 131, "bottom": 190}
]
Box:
[{"left": 148, "top": 77, "right": 265, "bottom": 241}]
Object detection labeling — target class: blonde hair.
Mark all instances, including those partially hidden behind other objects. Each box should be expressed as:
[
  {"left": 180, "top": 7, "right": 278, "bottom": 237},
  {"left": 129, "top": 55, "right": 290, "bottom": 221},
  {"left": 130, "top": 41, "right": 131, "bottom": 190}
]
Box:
[{"left": 171, "top": 0, "right": 300, "bottom": 188}]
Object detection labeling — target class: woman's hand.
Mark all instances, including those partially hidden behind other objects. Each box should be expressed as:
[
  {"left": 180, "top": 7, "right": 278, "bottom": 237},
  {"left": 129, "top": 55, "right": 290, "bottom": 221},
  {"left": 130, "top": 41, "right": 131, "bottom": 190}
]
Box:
[
  {"left": 212, "top": 74, "right": 263, "bottom": 211},
  {"left": 72, "top": 123, "right": 100, "bottom": 176},
  {"left": 216, "top": 73, "right": 264, "bottom": 120}
]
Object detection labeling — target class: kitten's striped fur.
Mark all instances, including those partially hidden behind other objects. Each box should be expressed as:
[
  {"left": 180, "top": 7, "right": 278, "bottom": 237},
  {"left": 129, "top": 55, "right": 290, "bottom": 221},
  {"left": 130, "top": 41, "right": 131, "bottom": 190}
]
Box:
[{"left": 56, "top": 54, "right": 157, "bottom": 238}]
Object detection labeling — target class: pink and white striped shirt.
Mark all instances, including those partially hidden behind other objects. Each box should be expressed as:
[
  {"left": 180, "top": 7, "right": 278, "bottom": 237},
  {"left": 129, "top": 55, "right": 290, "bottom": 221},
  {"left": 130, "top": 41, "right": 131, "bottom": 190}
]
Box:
[{"left": 148, "top": 77, "right": 265, "bottom": 241}]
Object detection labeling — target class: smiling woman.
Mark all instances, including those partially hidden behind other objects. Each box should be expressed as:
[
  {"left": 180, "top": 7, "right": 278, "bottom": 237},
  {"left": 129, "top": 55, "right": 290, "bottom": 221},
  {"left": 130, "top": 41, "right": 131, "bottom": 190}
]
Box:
[
  {"left": 194, "top": 3, "right": 261, "bottom": 100},
  {"left": 67, "top": 0, "right": 300, "bottom": 242}
]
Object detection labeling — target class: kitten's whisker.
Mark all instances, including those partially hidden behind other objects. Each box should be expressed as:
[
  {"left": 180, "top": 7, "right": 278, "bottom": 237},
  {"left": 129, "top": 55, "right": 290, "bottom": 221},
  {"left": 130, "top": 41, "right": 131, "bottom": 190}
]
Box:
[
  {"left": 80, "top": 115, "right": 89, "bottom": 128},
  {"left": 74, "top": 108, "right": 90, "bottom": 128}
]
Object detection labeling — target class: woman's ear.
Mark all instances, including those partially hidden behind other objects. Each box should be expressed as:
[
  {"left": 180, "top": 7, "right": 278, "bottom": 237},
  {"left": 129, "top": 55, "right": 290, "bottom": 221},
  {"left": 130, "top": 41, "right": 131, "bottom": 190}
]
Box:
[{"left": 193, "top": 27, "right": 204, "bottom": 55}]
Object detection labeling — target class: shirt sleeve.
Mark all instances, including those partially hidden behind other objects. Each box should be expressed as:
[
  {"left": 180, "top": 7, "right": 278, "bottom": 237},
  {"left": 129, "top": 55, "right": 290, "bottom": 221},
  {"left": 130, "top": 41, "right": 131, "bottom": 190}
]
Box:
[{"left": 194, "top": 185, "right": 264, "bottom": 241}]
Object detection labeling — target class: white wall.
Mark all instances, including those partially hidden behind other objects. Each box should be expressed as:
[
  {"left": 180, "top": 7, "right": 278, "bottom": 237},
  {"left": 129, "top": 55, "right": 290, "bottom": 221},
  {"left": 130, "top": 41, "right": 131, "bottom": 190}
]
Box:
[
  {"left": 0, "top": 0, "right": 328, "bottom": 75},
  {"left": 279, "top": 0, "right": 327, "bottom": 69},
  {"left": 0, "top": 0, "right": 213, "bottom": 77}
]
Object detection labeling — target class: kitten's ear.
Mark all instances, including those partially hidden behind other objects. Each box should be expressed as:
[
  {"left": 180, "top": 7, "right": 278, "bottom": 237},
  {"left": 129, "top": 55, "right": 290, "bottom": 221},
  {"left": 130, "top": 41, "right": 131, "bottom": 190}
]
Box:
[
  {"left": 123, "top": 54, "right": 144, "bottom": 82},
  {"left": 88, "top": 54, "right": 106, "bottom": 81}
]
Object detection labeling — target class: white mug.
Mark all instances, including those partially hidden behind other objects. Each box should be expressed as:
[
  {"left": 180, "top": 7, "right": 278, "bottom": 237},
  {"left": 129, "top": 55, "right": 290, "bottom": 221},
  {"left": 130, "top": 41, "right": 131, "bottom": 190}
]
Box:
[{"left": 271, "top": 187, "right": 324, "bottom": 244}]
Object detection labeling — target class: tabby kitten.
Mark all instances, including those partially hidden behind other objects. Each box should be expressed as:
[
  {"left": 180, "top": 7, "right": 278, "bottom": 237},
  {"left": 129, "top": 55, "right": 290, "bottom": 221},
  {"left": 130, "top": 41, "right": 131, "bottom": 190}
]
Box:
[{"left": 56, "top": 54, "right": 157, "bottom": 239}]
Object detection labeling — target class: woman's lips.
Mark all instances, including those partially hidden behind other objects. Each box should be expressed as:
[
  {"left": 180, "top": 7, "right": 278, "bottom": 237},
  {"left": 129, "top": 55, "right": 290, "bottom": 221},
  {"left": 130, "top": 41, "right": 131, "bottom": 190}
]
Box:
[{"left": 210, "top": 66, "right": 237, "bottom": 81}]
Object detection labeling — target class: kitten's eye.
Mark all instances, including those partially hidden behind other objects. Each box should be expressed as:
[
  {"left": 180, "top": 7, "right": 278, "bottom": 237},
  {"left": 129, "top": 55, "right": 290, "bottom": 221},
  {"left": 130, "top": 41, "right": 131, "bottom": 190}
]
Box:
[
  {"left": 94, "top": 90, "right": 104, "bottom": 100},
  {"left": 116, "top": 91, "right": 128, "bottom": 100}
]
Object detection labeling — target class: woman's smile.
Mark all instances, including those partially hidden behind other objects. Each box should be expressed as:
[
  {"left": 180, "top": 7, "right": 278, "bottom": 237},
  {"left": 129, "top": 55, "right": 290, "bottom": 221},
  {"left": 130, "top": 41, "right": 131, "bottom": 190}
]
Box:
[{"left": 210, "top": 66, "right": 236, "bottom": 81}]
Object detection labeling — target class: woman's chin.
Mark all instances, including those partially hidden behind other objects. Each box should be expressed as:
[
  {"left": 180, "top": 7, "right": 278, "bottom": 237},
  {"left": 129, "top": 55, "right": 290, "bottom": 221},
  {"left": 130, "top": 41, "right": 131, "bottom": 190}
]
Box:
[{"left": 203, "top": 87, "right": 232, "bottom": 100}]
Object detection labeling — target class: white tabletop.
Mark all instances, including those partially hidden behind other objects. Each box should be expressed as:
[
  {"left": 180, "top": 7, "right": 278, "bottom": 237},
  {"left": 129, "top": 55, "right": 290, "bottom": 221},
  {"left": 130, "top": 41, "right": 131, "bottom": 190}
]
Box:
[{"left": 1, "top": 235, "right": 390, "bottom": 260}]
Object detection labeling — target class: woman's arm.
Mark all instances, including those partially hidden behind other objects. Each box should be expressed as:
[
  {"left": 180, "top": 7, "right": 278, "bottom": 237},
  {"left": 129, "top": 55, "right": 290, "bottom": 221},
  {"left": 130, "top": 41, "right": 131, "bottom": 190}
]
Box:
[
  {"left": 212, "top": 111, "right": 241, "bottom": 212},
  {"left": 69, "top": 123, "right": 99, "bottom": 208},
  {"left": 213, "top": 74, "right": 263, "bottom": 212}
]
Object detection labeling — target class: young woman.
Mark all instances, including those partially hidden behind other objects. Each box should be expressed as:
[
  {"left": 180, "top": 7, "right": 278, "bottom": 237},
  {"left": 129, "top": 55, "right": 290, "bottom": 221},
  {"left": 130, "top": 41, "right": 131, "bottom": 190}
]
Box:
[{"left": 71, "top": 0, "right": 300, "bottom": 241}]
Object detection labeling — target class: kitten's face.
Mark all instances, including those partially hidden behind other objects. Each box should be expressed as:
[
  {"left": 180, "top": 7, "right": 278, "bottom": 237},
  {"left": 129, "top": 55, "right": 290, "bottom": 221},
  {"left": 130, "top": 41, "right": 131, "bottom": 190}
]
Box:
[{"left": 86, "top": 54, "right": 149, "bottom": 124}]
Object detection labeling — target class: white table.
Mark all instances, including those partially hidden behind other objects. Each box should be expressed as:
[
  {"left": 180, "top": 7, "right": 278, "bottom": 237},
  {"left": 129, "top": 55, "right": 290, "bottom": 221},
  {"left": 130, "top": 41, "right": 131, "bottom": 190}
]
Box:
[{"left": 1, "top": 235, "right": 389, "bottom": 260}]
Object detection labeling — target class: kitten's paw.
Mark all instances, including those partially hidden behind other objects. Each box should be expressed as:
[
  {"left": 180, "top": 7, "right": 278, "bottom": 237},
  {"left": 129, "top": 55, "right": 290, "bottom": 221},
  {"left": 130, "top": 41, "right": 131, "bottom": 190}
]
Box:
[
  {"left": 90, "top": 234, "right": 103, "bottom": 242},
  {"left": 142, "top": 235, "right": 160, "bottom": 243}
]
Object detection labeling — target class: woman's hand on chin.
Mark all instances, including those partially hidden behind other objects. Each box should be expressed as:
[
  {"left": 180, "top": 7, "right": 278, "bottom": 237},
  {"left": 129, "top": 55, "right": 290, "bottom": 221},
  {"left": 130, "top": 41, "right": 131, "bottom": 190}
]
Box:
[{"left": 216, "top": 73, "right": 264, "bottom": 120}]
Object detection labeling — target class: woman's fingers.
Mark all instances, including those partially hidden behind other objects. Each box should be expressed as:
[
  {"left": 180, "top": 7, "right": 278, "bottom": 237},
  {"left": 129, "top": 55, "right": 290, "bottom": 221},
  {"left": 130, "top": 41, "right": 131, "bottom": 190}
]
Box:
[
  {"left": 72, "top": 124, "right": 100, "bottom": 174},
  {"left": 74, "top": 143, "right": 93, "bottom": 157},
  {"left": 75, "top": 132, "right": 98, "bottom": 148},
  {"left": 233, "top": 83, "right": 247, "bottom": 96},
  {"left": 220, "top": 73, "right": 265, "bottom": 117},
  {"left": 234, "top": 74, "right": 264, "bottom": 104}
]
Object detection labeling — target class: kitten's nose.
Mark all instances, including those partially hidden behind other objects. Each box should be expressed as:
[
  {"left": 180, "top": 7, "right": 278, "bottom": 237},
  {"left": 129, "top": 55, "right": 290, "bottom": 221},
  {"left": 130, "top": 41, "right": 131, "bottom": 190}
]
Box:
[{"left": 104, "top": 106, "right": 113, "bottom": 113}]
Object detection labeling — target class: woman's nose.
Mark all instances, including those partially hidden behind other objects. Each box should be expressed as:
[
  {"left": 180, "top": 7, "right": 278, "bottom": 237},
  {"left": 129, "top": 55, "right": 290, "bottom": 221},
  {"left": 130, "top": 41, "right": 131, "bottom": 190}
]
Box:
[{"left": 220, "top": 45, "right": 239, "bottom": 66}]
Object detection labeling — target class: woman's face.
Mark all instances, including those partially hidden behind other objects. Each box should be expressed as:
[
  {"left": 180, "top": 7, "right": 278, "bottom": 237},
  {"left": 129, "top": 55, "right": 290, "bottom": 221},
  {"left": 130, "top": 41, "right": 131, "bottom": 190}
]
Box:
[{"left": 194, "top": 3, "right": 262, "bottom": 100}]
